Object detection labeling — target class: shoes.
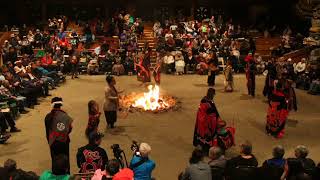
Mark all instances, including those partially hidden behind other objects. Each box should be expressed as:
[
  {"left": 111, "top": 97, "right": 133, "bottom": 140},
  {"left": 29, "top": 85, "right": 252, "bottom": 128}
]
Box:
[
  {"left": 10, "top": 128, "right": 21, "bottom": 133},
  {"left": 19, "top": 110, "right": 29, "bottom": 114}
]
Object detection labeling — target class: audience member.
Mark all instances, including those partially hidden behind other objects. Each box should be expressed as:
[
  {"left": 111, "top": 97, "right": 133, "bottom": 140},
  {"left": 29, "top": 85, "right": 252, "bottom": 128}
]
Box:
[
  {"left": 77, "top": 132, "right": 108, "bottom": 173},
  {"left": 130, "top": 142, "right": 155, "bottom": 180},
  {"left": 180, "top": 148, "right": 211, "bottom": 180},
  {"left": 40, "top": 154, "right": 70, "bottom": 180}
]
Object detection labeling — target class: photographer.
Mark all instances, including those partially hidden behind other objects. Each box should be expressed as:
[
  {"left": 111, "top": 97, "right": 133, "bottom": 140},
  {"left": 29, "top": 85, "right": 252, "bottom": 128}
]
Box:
[{"left": 129, "top": 143, "right": 156, "bottom": 180}]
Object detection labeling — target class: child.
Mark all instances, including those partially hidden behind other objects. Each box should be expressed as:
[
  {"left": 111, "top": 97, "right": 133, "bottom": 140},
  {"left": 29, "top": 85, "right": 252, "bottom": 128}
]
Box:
[
  {"left": 215, "top": 120, "right": 235, "bottom": 151},
  {"left": 86, "top": 100, "right": 101, "bottom": 137}
]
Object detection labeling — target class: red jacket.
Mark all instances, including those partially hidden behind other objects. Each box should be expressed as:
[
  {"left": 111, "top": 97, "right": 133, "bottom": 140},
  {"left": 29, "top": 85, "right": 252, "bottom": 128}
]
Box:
[{"left": 41, "top": 55, "right": 53, "bottom": 66}]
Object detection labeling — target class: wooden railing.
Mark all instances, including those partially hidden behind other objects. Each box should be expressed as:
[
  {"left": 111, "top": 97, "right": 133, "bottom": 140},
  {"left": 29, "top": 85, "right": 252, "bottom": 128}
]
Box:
[
  {"left": 0, "top": 31, "right": 15, "bottom": 65},
  {"left": 277, "top": 47, "right": 312, "bottom": 63}
]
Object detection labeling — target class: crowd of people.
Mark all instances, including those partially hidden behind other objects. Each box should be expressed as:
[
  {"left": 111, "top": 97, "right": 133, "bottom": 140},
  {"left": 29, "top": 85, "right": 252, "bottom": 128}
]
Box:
[
  {"left": 180, "top": 142, "right": 320, "bottom": 180},
  {"left": 0, "top": 6, "right": 320, "bottom": 180}
]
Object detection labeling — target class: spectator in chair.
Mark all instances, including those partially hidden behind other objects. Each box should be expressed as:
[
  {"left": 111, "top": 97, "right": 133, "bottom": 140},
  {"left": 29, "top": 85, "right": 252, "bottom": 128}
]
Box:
[
  {"left": 208, "top": 146, "right": 227, "bottom": 168},
  {"left": 4, "top": 159, "right": 38, "bottom": 180},
  {"left": 130, "top": 142, "right": 155, "bottom": 180},
  {"left": 288, "top": 145, "right": 316, "bottom": 176},
  {"left": 180, "top": 148, "right": 211, "bottom": 180},
  {"left": 40, "top": 154, "right": 70, "bottom": 180},
  {"left": 260, "top": 145, "right": 287, "bottom": 180},
  {"left": 226, "top": 141, "right": 258, "bottom": 176}
]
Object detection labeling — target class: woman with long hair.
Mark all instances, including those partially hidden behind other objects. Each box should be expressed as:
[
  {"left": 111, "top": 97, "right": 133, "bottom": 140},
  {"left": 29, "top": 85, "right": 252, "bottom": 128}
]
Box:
[
  {"left": 179, "top": 148, "right": 212, "bottom": 180},
  {"left": 85, "top": 100, "right": 101, "bottom": 137}
]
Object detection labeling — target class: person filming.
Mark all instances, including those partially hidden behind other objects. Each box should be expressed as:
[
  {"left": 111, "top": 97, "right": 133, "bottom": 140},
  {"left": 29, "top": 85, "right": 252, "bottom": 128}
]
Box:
[{"left": 130, "top": 142, "right": 156, "bottom": 180}]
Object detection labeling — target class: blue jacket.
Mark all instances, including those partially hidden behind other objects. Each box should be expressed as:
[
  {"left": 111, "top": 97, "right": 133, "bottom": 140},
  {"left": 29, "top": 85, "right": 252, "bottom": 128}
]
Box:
[{"left": 130, "top": 155, "right": 155, "bottom": 180}]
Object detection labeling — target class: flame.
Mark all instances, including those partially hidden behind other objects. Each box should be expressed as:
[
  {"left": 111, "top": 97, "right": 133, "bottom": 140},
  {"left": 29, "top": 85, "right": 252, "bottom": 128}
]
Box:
[{"left": 132, "top": 85, "right": 169, "bottom": 111}]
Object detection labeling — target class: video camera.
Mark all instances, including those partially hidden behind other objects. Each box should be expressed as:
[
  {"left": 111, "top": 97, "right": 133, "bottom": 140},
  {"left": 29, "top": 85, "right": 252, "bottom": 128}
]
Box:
[
  {"left": 111, "top": 144, "right": 127, "bottom": 168},
  {"left": 110, "top": 141, "right": 140, "bottom": 168}
]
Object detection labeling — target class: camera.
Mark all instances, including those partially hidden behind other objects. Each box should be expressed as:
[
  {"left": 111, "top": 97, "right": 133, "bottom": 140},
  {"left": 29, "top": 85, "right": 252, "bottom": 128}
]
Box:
[
  {"left": 111, "top": 144, "right": 123, "bottom": 158},
  {"left": 131, "top": 140, "right": 140, "bottom": 155},
  {"left": 111, "top": 144, "right": 127, "bottom": 168}
]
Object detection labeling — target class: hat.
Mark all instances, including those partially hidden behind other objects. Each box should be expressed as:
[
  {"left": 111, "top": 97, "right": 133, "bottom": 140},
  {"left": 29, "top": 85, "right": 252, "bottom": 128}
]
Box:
[
  {"left": 51, "top": 97, "right": 63, "bottom": 107},
  {"left": 89, "top": 132, "right": 104, "bottom": 143}
]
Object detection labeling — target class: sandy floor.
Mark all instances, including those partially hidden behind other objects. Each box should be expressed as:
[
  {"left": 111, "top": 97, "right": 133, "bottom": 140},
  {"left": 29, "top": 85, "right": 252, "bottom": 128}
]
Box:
[{"left": 0, "top": 74, "right": 320, "bottom": 179}]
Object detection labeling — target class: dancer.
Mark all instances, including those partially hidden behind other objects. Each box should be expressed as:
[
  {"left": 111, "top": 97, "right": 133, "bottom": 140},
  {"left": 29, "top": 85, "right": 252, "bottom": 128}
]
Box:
[
  {"left": 136, "top": 53, "right": 151, "bottom": 84},
  {"left": 45, "top": 97, "right": 73, "bottom": 173},
  {"left": 224, "top": 61, "right": 233, "bottom": 92},
  {"left": 263, "top": 59, "right": 277, "bottom": 100},
  {"left": 153, "top": 62, "right": 161, "bottom": 85},
  {"left": 245, "top": 55, "right": 256, "bottom": 97},
  {"left": 85, "top": 100, "right": 101, "bottom": 137},
  {"left": 193, "top": 88, "right": 219, "bottom": 154},
  {"left": 104, "top": 75, "right": 122, "bottom": 129},
  {"left": 266, "top": 82, "right": 289, "bottom": 138},
  {"left": 207, "top": 53, "right": 219, "bottom": 86}
]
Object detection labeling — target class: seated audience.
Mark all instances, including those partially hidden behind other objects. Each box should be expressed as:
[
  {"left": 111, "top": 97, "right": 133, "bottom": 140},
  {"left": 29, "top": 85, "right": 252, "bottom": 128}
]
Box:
[
  {"left": 288, "top": 145, "right": 316, "bottom": 176},
  {"left": 180, "top": 148, "right": 212, "bottom": 180},
  {"left": 226, "top": 141, "right": 258, "bottom": 180},
  {"left": 40, "top": 154, "right": 70, "bottom": 180},
  {"left": 3, "top": 159, "right": 38, "bottom": 180},
  {"left": 208, "top": 146, "right": 227, "bottom": 168},
  {"left": 260, "top": 145, "right": 286, "bottom": 180}
]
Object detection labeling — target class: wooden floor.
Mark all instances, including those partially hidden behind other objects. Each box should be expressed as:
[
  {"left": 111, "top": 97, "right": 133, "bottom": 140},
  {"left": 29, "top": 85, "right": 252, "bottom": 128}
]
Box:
[{"left": 0, "top": 74, "right": 319, "bottom": 179}]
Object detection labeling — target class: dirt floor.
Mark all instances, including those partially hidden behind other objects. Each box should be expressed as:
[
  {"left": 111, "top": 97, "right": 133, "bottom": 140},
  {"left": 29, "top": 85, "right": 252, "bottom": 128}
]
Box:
[{"left": 0, "top": 74, "right": 320, "bottom": 179}]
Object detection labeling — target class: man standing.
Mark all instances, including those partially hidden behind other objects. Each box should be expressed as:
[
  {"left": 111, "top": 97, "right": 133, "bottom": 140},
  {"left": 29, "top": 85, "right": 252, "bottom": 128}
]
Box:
[
  {"left": 245, "top": 54, "right": 257, "bottom": 97},
  {"left": 76, "top": 132, "right": 108, "bottom": 173},
  {"left": 45, "top": 97, "right": 73, "bottom": 173}
]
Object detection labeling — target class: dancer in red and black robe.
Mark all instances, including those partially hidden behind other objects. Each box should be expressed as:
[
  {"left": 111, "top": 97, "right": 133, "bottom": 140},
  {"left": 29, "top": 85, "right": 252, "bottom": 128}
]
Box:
[
  {"left": 266, "top": 82, "right": 289, "bottom": 138},
  {"left": 193, "top": 88, "right": 219, "bottom": 154},
  {"left": 263, "top": 60, "right": 277, "bottom": 99},
  {"left": 284, "top": 79, "right": 297, "bottom": 112},
  {"left": 136, "top": 53, "right": 151, "bottom": 83},
  {"left": 153, "top": 62, "right": 161, "bottom": 84}
]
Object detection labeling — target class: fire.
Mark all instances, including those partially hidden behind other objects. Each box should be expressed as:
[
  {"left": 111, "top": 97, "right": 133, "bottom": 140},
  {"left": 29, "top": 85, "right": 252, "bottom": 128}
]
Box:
[{"left": 132, "top": 85, "right": 169, "bottom": 111}]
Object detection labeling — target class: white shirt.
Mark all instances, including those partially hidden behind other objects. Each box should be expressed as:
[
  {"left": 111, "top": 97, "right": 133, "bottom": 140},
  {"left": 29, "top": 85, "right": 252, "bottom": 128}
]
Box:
[
  {"left": 170, "top": 25, "right": 178, "bottom": 31},
  {"left": 163, "top": 55, "right": 174, "bottom": 64}
]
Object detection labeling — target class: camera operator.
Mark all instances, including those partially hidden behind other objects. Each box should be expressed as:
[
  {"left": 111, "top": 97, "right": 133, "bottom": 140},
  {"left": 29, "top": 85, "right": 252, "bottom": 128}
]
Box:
[
  {"left": 129, "top": 142, "right": 156, "bottom": 180},
  {"left": 76, "top": 132, "right": 108, "bottom": 173}
]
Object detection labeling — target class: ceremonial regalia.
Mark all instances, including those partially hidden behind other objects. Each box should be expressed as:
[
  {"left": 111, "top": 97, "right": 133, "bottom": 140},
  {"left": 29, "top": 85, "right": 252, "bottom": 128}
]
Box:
[
  {"left": 136, "top": 55, "right": 151, "bottom": 83},
  {"left": 193, "top": 97, "right": 219, "bottom": 153},
  {"left": 263, "top": 63, "right": 277, "bottom": 99},
  {"left": 153, "top": 63, "right": 161, "bottom": 84},
  {"left": 245, "top": 58, "right": 256, "bottom": 97},
  {"left": 45, "top": 108, "right": 73, "bottom": 173},
  {"left": 266, "top": 90, "right": 288, "bottom": 138}
]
